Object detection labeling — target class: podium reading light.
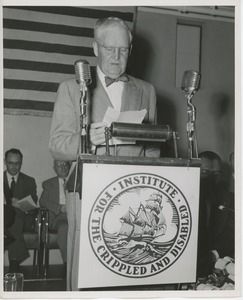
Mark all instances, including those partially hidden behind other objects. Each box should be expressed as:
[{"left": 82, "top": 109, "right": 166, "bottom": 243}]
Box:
[
  {"left": 105, "top": 123, "right": 178, "bottom": 157},
  {"left": 181, "top": 70, "right": 201, "bottom": 159}
]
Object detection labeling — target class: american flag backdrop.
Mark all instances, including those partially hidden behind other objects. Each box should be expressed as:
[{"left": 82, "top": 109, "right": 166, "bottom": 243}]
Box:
[{"left": 3, "top": 6, "right": 136, "bottom": 117}]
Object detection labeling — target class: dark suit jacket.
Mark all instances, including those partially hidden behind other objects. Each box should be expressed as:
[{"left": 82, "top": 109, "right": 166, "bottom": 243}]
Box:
[
  {"left": 49, "top": 69, "right": 160, "bottom": 160},
  {"left": 211, "top": 184, "right": 234, "bottom": 258},
  {"left": 39, "top": 176, "right": 67, "bottom": 229},
  {"left": 3, "top": 170, "right": 38, "bottom": 253},
  {"left": 39, "top": 176, "right": 60, "bottom": 215},
  {"left": 4, "top": 171, "right": 38, "bottom": 205},
  {"left": 4, "top": 204, "right": 15, "bottom": 228}
]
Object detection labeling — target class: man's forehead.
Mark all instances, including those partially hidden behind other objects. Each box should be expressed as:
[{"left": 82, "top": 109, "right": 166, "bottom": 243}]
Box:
[
  {"left": 201, "top": 157, "right": 221, "bottom": 171},
  {"left": 54, "top": 160, "right": 70, "bottom": 166},
  {"left": 99, "top": 26, "right": 129, "bottom": 42},
  {"left": 212, "top": 159, "right": 221, "bottom": 170},
  {"left": 6, "top": 153, "right": 22, "bottom": 161},
  {"left": 201, "top": 157, "right": 212, "bottom": 168}
]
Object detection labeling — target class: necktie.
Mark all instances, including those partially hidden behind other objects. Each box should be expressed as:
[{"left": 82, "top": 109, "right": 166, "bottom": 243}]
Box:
[
  {"left": 10, "top": 177, "right": 15, "bottom": 197},
  {"left": 105, "top": 73, "right": 129, "bottom": 87},
  {"left": 59, "top": 178, "right": 66, "bottom": 205}
]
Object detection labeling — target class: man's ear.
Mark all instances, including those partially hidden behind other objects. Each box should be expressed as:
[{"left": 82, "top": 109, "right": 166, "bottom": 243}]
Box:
[
  {"left": 129, "top": 44, "right": 133, "bottom": 56},
  {"left": 93, "top": 41, "right": 98, "bottom": 57}
]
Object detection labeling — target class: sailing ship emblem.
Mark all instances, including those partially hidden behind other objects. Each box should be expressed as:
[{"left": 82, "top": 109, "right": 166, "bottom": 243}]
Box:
[
  {"left": 89, "top": 173, "right": 191, "bottom": 278},
  {"left": 119, "top": 193, "right": 167, "bottom": 242}
]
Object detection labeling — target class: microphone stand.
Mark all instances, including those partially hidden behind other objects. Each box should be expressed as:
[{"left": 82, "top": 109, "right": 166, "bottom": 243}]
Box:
[
  {"left": 79, "top": 83, "right": 89, "bottom": 154},
  {"left": 185, "top": 92, "right": 198, "bottom": 159}
]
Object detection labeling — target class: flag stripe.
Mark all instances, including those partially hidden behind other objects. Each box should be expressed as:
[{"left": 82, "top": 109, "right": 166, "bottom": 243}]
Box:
[
  {"left": 4, "top": 89, "right": 56, "bottom": 103},
  {"left": 5, "top": 99, "right": 54, "bottom": 111},
  {"left": 4, "top": 28, "right": 94, "bottom": 48},
  {"left": 4, "top": 49, "right": 98, "bottom": 68},
  {"left": 4, "top": 69, "right": 73, "bottom": 85},
  {"left": 5, "top": 60, "right": 96, "bottom": 76},
  {"left": 7, "top": 6, "right": 134, "bottom": 22},
  {"left": 4, "top": 59, "right": 75, "bottom": 74},
  {"left": 3, "top": 8, "right": 99, "bottom": 29},
  {"left": 4, "top": 79, "right": 59, "bottom": 92},
  {"left": 4, "top": 66, "right": 96, "bottom": 83},
  {"left": 3, "top": 18, "right": 94, "bottom": 37},
  {"left": 4, "top": 39, "right": 94, "bottom": 56},
  {"left": 4, "top": 89, "right": 58, "bottom": 103}
]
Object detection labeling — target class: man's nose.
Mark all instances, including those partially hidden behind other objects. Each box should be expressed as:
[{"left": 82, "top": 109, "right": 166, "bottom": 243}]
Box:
[{"left": 113, "top": 48, "right": 120, "bottom": 60}]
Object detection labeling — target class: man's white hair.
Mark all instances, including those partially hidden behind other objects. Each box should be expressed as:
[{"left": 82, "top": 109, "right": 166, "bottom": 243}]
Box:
[{"left": 94, "top": 17, "right": 133, "bottom": 44}]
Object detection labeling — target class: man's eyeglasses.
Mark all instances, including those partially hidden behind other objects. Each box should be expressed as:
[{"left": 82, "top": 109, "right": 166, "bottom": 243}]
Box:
[
  {"left": 96, "top": 41, "right": 130, "bottom": 56},
  {"left": 201, "top": 169, "right": 221, "bottom": 177},
  {"left": 55, "top": 162, "right": 70, "bottom": 168},
  {"left": 6, "top": 161, "right": 22, "bottom": 167}
]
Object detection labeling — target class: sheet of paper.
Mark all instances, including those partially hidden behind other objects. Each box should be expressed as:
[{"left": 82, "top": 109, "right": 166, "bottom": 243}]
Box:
[
  {"left": 18, "top": 195, "right": 39, "bottom": 212},
  {"left": 103, "top": 107, "right": 147, "bottom": 145}
]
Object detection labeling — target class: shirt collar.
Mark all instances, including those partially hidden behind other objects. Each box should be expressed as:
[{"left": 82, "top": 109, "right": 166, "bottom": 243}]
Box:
[
  {"left": 97, "top": 66, "right": 106, "bottom": 88},
  {"left": 97, "top": 66, "right": 125, "bottom": 88},
  {"left": 58, "top": 177, "right": 67, "bottom": 183},
  {"left": 6, "top": 172, "right": 19, "bottom": 183}
]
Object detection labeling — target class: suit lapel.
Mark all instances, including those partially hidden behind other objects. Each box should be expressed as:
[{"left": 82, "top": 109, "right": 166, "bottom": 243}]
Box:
[
  {"left": 3, "top": 172, "right": 26, "bottom": 200},
  {"left": 53, "top": 177, "right": 60, "bottom": 204},
  {"left": 4, "top": 172, "right": 11, "bottom": 204},
  {"left": 91, "top": 73, "right": 143, "bottom": 120},
  {"left": 91, "top": 73, "right": 113, "bottom": 123},
  {"left": 121, "top": 77, "right": 143, "bottom": 112},
  {"left": 14, "top": 173, "right": 24, "bottom": 197}
]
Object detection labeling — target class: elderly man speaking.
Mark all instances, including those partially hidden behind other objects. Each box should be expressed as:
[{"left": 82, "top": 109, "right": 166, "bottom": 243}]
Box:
[{"left": 49, "top": 16, "right": 160, "bottom": 290}]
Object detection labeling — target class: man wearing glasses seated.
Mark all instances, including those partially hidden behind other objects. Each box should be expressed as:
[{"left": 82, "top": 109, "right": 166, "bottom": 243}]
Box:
[
  {"left": 39, "top": 160, "right": 71, "bottom": 277},
  {"left": 3, "top": 148, "right": 38, "bottom": 272}
]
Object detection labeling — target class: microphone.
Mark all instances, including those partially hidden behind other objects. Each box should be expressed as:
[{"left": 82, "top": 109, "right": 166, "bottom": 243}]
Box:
[
  {"left": 74, "top": 59, "right": 92, "bottom": 90},
  {"left": 181, "top": 70, "right": 201, "bottom": 95},
  {"left": 181, "top": 70, "right": 201, "bottom": 159},
  {"left": 74, "top": 60, "right": 92, "bottom": 153}
]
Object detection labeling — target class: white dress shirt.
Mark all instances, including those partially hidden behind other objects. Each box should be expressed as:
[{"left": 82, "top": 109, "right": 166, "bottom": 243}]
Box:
[
  {"left": 6, "top": 172, "right": 19, "bottom": 188},
  {"left": 59, "top": 177, "right": 66, "bottom": 205},
  {"left": 97, "top": 66, "right": 124, "bottom": 112}
]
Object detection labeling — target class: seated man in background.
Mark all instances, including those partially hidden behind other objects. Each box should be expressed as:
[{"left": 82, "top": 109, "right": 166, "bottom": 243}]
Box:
[
  {"left": 39, "top": 160, "right": 71, "bottom": 276},
  {"left": 4, "top": 148, "right": 38, "bottom": 272},
  {"left": 228, "top": 151, "right": 234, "bottom": 194},
  {"left": 4, "top": 196, "right": 16, "bottom": 248},
  {"left": 210, "top": 151, "right": 235, "bottom": 259},
  {"left": 197, "top": 151, "right": 223, "bottom": 277}
]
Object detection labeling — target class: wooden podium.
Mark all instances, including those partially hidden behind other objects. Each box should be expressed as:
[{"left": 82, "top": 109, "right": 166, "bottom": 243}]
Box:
[{"left": 66, "top": 155, "right": 201, "bottom": 291}]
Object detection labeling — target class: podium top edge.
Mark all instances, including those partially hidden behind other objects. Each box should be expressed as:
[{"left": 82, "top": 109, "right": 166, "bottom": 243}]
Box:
[{"left": 79, "top": 154, "right": 201, "bottom": 167}]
